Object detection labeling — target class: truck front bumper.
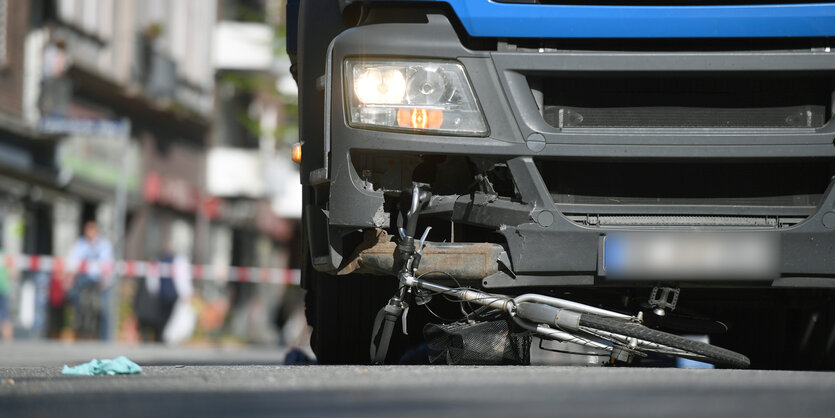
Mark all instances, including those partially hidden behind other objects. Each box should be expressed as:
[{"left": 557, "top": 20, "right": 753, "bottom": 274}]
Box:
[{"left": 306, "top": 14, "right": 835, "bottom": 288}]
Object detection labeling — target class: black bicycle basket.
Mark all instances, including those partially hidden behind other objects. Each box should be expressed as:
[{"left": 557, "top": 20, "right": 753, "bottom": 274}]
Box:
[{"left": 424, "top": 319, "right": 531, "bottom": 365}]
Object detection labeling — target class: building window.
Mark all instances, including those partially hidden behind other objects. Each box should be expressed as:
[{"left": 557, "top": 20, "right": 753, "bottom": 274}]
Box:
[{"left": 0, "top": 0, "right": 7, "bottom": 67}]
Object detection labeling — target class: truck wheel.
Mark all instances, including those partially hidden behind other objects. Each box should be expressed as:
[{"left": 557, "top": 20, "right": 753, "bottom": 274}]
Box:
[
  {"left": 305, "top": 268, "right": 398, "bottom": 364},
  {"left": 299, "top": 185, "right": 411, "bottom": 364},
  {"left": 300, "top": 200, "right": 396, "bottom": 363}
]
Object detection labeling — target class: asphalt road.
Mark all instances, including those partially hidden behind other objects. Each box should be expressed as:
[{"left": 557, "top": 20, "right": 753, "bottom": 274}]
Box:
[{"left": 1, "top": 342, "right": 834, "bottom": 417}]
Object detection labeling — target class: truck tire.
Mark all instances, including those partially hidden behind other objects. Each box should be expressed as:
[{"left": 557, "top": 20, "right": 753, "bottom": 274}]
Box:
[
  {"left": 301, "top": 216, "right": 401, "bottom": 364},
  {"left": 305, "top": 270, "right": 399, "bottom": 364}
]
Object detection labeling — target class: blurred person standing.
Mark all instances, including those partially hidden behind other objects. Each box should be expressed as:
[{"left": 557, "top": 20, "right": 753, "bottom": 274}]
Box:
[
  {"left": 38, "top": 39, "right": 72, "bottom": 117},
  {"left": 136, "top": 252, "right": 178, "bottom": 342},
  {"left": 42, "top": 40, "right": 69, "bottom": 78},
  {"left": 135, "top": 243, "right": 194, "bottom": 343},
  {"left": 67, "top": 221, "right": 114, "bottom": 340},
  {"left": 47, "top": 263, "right": 67, "bottom": 339},
  {"left": 134, "top": 260, "right": 163, "bottom": 342}
]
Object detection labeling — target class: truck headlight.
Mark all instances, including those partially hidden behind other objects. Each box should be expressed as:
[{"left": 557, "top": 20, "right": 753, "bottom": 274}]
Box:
[{"left": 345, "top": 59, "right": 488, "bottom": 136}]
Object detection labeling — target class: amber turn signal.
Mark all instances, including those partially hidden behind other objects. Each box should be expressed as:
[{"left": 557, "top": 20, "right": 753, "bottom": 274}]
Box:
[
  {"left": 397, "top": 108, "right": 443, "bottom": 130},
  {"left": 291, "top": 143, "right": 302, "bottom": 164}
]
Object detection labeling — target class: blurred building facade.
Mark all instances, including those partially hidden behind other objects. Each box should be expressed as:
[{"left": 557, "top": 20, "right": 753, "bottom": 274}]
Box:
[
  {"left": 0, "top": 0, "right": 64, "bottom": 336},
  {"left": 0, "top": 0, "right": 301, "bottom": 342},
  {"left": 210, "top": 0, "right": 301, "bottom": 343}
]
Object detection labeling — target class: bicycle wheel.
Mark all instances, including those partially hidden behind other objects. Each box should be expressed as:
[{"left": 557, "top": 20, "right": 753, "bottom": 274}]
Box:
[{"left": 579, "top": 313, "right": 751, "bottom": 368}]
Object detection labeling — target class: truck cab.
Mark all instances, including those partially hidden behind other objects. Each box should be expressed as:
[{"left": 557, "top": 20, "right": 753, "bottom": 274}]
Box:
[{"left": 295, "top": 0, "right": 835, "bottom": 368}]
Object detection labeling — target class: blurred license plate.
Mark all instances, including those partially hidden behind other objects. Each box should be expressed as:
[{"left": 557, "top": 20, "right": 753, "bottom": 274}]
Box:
[{"left": 603, "top": 232, "right": 779, "bottom": 280}]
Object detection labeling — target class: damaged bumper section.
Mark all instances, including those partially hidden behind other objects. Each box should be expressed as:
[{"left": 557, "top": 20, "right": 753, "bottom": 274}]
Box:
[
  {"left": 305, "top": 13, "right": 835, "bottom": 289},
  {"left": 337, "top": 230, "right": 507, "bottom": 281}
]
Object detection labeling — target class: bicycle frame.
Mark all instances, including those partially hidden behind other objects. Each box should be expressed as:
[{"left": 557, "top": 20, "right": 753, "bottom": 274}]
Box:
[{"left": 402, "top": 273, "right": 711, "bottom": 360}]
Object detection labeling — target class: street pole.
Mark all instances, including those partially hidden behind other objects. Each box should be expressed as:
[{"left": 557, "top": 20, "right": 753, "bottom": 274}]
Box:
[{"left": 109, "top": 118, "right": 131, "bottom": 342}]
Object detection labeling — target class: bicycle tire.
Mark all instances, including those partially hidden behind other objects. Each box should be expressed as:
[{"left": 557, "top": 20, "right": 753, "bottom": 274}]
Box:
[{"left": 579, "top": 313, "right": 751, "bottom": 368}]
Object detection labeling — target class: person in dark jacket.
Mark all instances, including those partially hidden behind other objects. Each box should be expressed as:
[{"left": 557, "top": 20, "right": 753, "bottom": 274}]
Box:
[{"left": 135, "top": 253, "right": 178, "bottom": 342}]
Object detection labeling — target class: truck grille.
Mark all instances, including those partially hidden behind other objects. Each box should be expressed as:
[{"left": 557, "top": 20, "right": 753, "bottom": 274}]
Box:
[
  {"left": 544, "top": 105, "right": 824, "bottom": 129},
  {"left": 538, "top": 73, "right": 831, "bottom": 130},
  {"left": 538, "top": 160, "right": 832, "bottom": 228}
]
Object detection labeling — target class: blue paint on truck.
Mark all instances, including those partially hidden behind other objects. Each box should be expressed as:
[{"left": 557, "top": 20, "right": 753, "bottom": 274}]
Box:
[{"left": 355, "top": 0, "right": 835, "bottom": 38}]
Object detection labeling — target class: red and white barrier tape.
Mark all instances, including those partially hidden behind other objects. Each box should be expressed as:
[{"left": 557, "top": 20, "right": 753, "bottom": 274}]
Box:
[{"left": 1, "top": 254, "right": 301, "bottom": 285}]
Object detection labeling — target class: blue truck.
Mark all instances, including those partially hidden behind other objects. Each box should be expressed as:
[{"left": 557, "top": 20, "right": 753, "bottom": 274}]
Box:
[{"left": 292, "top": 0, "right": 835, "bottom": 368}]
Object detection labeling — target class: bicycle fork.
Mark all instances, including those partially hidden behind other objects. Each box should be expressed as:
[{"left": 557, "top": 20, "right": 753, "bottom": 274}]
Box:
[{"left": 370, "top": 184, "right": 431, "bottom": 364}]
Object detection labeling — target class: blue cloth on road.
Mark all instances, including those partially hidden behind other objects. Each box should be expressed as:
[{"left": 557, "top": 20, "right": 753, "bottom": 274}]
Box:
[{"left": 62, "top": 356, "right": 142, "bottom": 376}]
